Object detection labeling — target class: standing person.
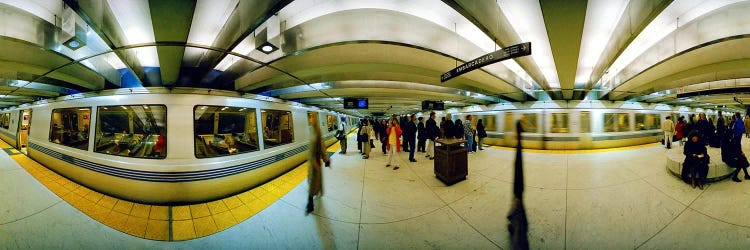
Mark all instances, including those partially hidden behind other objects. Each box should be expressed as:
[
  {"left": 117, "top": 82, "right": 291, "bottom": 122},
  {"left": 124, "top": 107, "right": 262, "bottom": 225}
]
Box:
[
  {"left": 717, "top": 111, "right": 726, "bottom": 139},
  {"left": 404, "top": 114, "right": 418, "bottom": 162},
  {"left": 744, "top": 114, "right": 750, "bottom": 138},
  {"left": 683, "top": 115, "right": 696, "bottom": 144},
  {"left": 335, "top": 122, "right": 347, "bottom": 154},
  {"left": 454, "top": 119, "right": 464, "bottom": 141},
  {"left": 417, "top": 117, "right": 427, "bottom": 153},
  {"left": 440, "top": 117, "right": 447, "bottom": 138},
  {"left": 697, "top": 113, "right": 711, "bottom": 144},
  {"left": 425, "top": 112, "right": 439, "bottom": 160},
  {"left": 464, "top": 115, "right": 475, "bottom": 153},
  {"left": 477, "top": 119, "right": 487, "bottom": 150},
  {"left": 733, "top": 112, "right": 745, "bottom": 143},
  {"left": 357, "top": 119, "right": 364, "bottom": 155},
  {"left": 360, "top": 120, "right": 372, "bottom": 159},
  {"left": 675, "top": 116, "right": 686, "bottom": 147},
  {"left": 443, "top": 114, "right": 454, "bottom": 138},
  {"left": 722, "top": 114, "right": 750, "bottom": 182},
  {"left": 662, "top": 116, "right": 675, "bottom": 149},
  {"left": 683, "top": 131, "right": 709, "bottom": 189},
  {"left": 306, "top": 117, "right": 331, "bottom": 214},
  {"left": 386, "top": 119, "right": 403, "bottom": 170},
  {"left": 380, "top": 119, "right": 388, "bottom": 155}
]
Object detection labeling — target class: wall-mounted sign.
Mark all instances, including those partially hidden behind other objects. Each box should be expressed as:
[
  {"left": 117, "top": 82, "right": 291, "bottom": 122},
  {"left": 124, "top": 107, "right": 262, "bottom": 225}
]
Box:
[{"left": 441, "top": 42, "right": 531, "bottom": 82}]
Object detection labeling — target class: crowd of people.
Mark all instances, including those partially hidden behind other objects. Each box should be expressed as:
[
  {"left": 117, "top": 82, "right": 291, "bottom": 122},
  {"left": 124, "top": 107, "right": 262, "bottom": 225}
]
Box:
[
  {"left": 334, "top": 112, "right": 488, "bottom": 170},
  {"left": 663, "top": 112, "right": 750, "bottom": 189}
]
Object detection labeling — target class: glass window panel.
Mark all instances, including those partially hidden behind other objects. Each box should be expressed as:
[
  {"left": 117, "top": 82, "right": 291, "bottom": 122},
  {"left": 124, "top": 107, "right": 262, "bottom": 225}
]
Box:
[
  {"left": 194, "top": 106, "right": 259, "bottom": 158},
  {"left": 504, "top": 112, "right": 514, "bottom": 132},
  {"left": 0, "top": 113, "right": 9, "bottom": 129},
  {"left": 49, "top": 107, "right": 91, "bottom": 150},
  {"left": 327, "top": 115, "right": 338, "bottom": 132},
  {"left": 580, "top": 112, "right": 591, "bottom": 133},
  {"left": 307, "top": 112, "right": 318, "bottom": 127},
  {"left": 551, "top": 113, "right": 569, "bottom": 133},
  {"left": 635, "top": 113, "right": 661, "bottom": 130},
  {"left": 604, "top": 113, "right": 630, "bottom": 132},
  {"left": 94, "top": 105, "right": 167, "bottom": 158},
  {"left": 262, "top": 110, "right": 294, "bottom": 148},
  {"left": 521, "top": 113, "right": 538, "bottom": 133}
]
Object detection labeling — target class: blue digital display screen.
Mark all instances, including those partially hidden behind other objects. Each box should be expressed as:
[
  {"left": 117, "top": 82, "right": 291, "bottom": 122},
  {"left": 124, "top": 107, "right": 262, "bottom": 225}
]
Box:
[{"left": 357, "top": 99, "right": 368, "bottom": 108}]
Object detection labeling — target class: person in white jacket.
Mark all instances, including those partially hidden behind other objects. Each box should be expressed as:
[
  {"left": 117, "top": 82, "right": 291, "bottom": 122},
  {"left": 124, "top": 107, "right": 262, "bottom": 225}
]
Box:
[{"left": 662, "top": 116, "right": 675, "bottom": 149}]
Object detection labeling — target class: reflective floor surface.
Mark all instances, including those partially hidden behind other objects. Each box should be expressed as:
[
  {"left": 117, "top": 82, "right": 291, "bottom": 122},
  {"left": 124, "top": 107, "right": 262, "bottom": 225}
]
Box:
[{"left": 2, "top": 136, "right": 750, "bottom": 249}]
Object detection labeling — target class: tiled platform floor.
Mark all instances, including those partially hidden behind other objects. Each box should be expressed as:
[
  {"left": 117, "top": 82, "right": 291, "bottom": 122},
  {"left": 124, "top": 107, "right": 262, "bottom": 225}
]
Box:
[{"left": 2, "top": 136, "right": 750, "bottom": 249}]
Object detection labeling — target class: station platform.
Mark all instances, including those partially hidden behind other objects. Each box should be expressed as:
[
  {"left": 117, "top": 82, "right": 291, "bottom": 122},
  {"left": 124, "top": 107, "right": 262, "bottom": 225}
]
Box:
[{"left": 2, "top": 135, "right": 750, "bottom": 248}]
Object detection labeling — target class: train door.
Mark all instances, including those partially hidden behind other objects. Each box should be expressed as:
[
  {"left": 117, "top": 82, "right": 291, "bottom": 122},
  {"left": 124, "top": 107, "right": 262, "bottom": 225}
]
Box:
[{"left": 17, "top": 109, "right": 31, "bottom": 154}]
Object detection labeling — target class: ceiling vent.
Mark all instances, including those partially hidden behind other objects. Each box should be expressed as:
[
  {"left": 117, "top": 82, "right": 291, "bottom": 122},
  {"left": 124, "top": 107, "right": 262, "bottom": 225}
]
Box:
[{"left": 61, "top": 5, "right": 87, "bottom": 50}]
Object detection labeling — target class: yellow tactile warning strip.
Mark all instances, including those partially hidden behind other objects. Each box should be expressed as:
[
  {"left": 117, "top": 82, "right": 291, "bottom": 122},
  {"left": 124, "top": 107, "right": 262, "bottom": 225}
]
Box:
[
  {"left": 1, "top": 133, "right": 350, "bottom": 241},
  {"left": 491, "top": 142, "right": 660, "bottom": 154}
]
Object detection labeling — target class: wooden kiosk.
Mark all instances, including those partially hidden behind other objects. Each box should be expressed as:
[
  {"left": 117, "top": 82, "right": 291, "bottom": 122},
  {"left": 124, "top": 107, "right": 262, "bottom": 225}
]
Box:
[{"left": 434, "top": 138, "right": 468, "bottom": 185}]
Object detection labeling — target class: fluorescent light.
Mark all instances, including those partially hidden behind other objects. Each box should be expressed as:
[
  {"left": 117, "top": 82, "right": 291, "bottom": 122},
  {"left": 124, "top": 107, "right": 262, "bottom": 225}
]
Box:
[
  {"left": 107, "top": 0, "right": 159, "bottom": 67},
  {"left": 220, "top": 107, "right": 228, "bottom": 111},
  {"left": 574, "top": 0, "right": 629, "bottom": 87},
  {"left": 497, "top": 0, "right": 560, "bottom": 89},
  {"left": 121, "top": 106, "right": 128, "bottom": 110},
  {"left": 186, "top": 0, "right": 238, "bottom": 46},
  {"left": 604, "top": 0, "right": 743, "bottom": 87}
]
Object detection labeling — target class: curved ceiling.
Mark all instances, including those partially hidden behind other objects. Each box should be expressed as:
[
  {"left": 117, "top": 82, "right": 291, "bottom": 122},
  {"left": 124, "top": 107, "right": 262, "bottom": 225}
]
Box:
[{"left": 0, "top": 0, "right": 749, "bottom": 114}]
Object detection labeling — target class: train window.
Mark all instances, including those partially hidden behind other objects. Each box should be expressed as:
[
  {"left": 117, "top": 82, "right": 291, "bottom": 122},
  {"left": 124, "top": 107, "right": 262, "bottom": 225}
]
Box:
[
  {"left": 327, "top": 115, "right": 338, "bottom": 132},
  {"left": 550, "top": 113, "right": 569, "bottom": 133},
  {"left": 307, "top": 112, "right": 319, "bottom": 127},
  {"left": 469, "top": 115, "right": 496, "bottom": 132},
  {"left": 49, "top": 107, "right": 91, "bottom": 150},
  {"left": 604, "top": 113, "right": 630, "bottom": 132},
  {"left": 193, "top": 106, "right": 259, "bottom": 158},
  {"left": 0, "top": 113, "right": 9, "bottom": 129},
  {"left": 262, "top": 110, "right": 294, "bottom": 148},
  {"left": 636, "top": 114, "right": 660, "bottom": 130},
  {"left": 521, "top": 113, "right": 538, "bottom": 133},
  {"left": 504, "top": 112, "right": 514, "bottom": 132},
  {"left": 580, "top": 112, "right": 591, "bottom": 133},
  {"left": 94, "top": 105, "right": 167, "bottom": 159}
]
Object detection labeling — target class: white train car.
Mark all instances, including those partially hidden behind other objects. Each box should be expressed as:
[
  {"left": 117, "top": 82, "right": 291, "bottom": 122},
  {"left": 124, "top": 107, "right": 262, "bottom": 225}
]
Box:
[
  {"left": 426, "top": 101, "right": 726, "bottom": 150},
  {"left": 0, "top": 88, "right": 354, "bottom": 204}
]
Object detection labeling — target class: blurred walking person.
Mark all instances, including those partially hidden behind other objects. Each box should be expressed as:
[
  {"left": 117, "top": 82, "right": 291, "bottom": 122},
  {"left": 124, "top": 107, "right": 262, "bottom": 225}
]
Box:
[{"left": 306, "top": 117, "right": 330, "bottom": 214}]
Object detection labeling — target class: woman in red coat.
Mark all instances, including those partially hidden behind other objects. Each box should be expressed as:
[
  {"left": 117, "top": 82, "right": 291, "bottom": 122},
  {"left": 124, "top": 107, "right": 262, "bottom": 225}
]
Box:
[
  {"left": 675, "top": 116, "right": 686, "bottom": 146},
  {"left": 386, "top": 118, "right": 403, "bottom": 170}
]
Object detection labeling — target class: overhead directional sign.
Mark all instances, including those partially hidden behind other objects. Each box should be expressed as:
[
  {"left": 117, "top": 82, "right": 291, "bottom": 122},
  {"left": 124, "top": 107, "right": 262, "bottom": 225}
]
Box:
[{"left": 441, "top": 42, "right": 531, "bottom": 82}]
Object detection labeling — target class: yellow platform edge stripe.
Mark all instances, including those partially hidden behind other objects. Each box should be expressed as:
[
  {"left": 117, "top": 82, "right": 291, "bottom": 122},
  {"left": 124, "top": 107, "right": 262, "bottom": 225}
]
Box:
[
  {"left": 1, "top": 136, "right": 349, "bottom": 241},
  {"left": 490, "top": 142, "right": 660, "bottom": 154}
]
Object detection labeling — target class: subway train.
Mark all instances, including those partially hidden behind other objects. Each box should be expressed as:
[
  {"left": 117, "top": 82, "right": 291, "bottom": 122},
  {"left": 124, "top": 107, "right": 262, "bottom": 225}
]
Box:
[
  {"left": 425, "top": 100, "right": 727, "bottom": 150},
  {"left": 0, "top": 88, "right": 353, "bottom": 204}
]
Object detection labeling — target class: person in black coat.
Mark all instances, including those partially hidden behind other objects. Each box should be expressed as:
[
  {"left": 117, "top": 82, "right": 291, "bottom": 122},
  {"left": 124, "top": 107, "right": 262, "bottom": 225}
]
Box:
[
  {"left": 477, "top": 119, "right": 487, "bottom": 150},
  {"left": 696, "top": 113, "right": 711, "bottom": 145},
  {"left": 716, "top": 111, "right": 726, "bottom": 138},
  {"left": 722, "top": 118, "right": 750, "bottom": 182},
  {"left": 683, "top": 131, "right": 709, "bottom": 189},
  {"left": 454, "top": 119, "right": 464, "bottom": 140},
  {"left": 417, "top": 117, "right": 426, "bottom": 153},
  {"left": 425, "top": 112, "right": 440, "bottom": 159},
  {"left": 379, "top": 119, "right": 388, "bottom": 154},
  {"left": 404, "top": 114, "right": 418, "bottom": 162},
  {"left": 443, "top": 114, "right": 455, "bottom": 139}
]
